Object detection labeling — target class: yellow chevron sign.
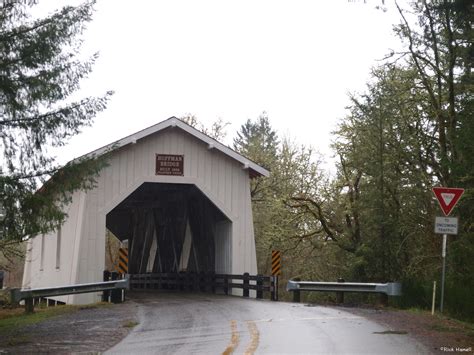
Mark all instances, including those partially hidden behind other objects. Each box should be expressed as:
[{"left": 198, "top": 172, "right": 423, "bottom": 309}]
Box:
[
  {"left": 117, "top": 248, "right": 128, "bottom": 274},
  {"left": 271, "top": 250, "right": 282, "bottom": 276}
]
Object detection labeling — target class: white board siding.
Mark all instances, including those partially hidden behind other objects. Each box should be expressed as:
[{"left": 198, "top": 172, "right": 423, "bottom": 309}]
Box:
[
  {"left": 23, "top": 126, "right": 259, "bottom": 304},
  {"left": 22, "top": 189, "right": 87, "bottom": 303},
  {"left": 215, "top": 220, "right": 232, "bottom": 274}
]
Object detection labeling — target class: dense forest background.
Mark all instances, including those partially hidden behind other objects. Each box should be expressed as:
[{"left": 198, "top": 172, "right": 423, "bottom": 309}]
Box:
[{"left": 228, "top": 1, "right": 473, "bottom": 321}]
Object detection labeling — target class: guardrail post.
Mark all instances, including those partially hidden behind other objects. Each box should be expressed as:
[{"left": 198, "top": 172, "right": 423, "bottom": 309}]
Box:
[
  {"left": 171, "top": 273, "right": 175, "bottom": 289},
  {"left": 292, "top": 278, "right": 301, "bottom": 303},
  {"left": 192, "top": 272, "right": 198, "bottom": 291},
  {"left": 199, "top": 271, "right": 205, "bottom": 292},
  {"left": 223, "top": 274, "right": 229, "bottom": 295},
  {"left": 270, "top": 276, "right": 277, "bottom": 301},
  {"left": 103, "top": 270, "right": 111, "bottom": 302},
  {"left": 201, "top": 272, "right": 206, "bottom": 292},
  {"left": 152, "top": 273, "right": 156, "bottom": 289},
  {"left": 121, "top": 274, "right": 126, "bottom": 302},
  {"left": 185, "top": 272, "right": 191, "bottom": 291},
  {"left": 336, "top": 278, "right": 345, "bottom": 304},
  {"left": 157, "top": 273, "right": 163, "bottom": 289},
  {"left": 243, "top": 272, "right": 250, "bottom": 298},
  {"left": 178, "top": 272, "right": 185, "bottom": 291},
  {"left": 256, "top": 274, "right": 263, "bottom": 299},
  {"left": 204, "top": 271, "right": 210, "bottom": 293},
  {"left": 146, "top": 273, "right": 151, "bottom": 289},
  {"left": 379, "top": 293, "right": 389, "bottom": 307},
  {"left": 25, "top": 297, "right": 34, "bottom": 313},
  {"left": 10, "top": 288, "right": 20, "bottom": 307},
  {"left": 210, "top": 272, "right": 216, "bottom": 294},
  {"left": 183, "top": 272, "right": 189, "bottom": 290},
  {"left": 183, "top": 272, "right": 188, "bottom": 291},
  {"left": 110, "top": 272, "right": 121, "bottom": 303}
]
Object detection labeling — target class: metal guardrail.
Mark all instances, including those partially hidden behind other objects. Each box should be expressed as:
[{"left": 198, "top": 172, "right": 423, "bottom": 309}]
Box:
[
  {"left": 287, "top": 280, "right": 402, "bottom": 295},
  {"left": 11, "top": 276, "right": 130, "bottom": 313},
  {"left": 286, "top": 279, "right": 402, "bottom": 304}
]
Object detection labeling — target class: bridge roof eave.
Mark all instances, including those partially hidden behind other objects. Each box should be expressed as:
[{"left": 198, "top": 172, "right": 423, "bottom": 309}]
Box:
[{"left": 76, "top": 117, "right": 270, "bottom": 179}]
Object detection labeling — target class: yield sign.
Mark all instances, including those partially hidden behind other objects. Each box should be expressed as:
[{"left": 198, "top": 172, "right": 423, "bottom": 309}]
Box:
[{"left": 432, "top": 187, "right": 465, "bottom": 216}]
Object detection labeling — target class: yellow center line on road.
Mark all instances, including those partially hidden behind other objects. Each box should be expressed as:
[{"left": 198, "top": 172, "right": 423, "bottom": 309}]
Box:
[
  {"left": 244, "top": 321, "right": 260, "bottom": 355},
  {"left": 222, "top": 320, "right": 240, "bottom": 355}
]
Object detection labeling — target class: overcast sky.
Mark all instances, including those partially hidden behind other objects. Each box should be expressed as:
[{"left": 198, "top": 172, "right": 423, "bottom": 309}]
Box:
[{"left": 49, "top": 0, "right": 408, "bottom": 168}]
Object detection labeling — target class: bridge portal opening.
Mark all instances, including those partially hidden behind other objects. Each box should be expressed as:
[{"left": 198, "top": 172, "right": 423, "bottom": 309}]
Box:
[{"left": 106, "top": 183, "right": 231, "bottom": 274}]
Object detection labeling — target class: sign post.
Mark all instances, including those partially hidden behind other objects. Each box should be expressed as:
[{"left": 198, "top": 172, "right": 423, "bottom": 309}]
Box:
[
  {"left": 440, "top": 233, "right": 447, "bottom": 313},
  {"left": 271, "top": 250, "right": 282, "bottom": 301},
  {"left": 432, "top": 187, "right": 464, "bottom": 313}
]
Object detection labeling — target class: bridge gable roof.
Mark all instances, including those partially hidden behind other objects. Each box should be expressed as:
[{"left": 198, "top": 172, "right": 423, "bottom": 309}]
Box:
[{"left": 82, "top": 116, "right": 269, "bottom": 178}]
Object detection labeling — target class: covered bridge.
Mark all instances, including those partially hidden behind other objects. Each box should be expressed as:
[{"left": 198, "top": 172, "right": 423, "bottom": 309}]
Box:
[{"left": 22, "top": 117, "right": 269, "bottom": 304}]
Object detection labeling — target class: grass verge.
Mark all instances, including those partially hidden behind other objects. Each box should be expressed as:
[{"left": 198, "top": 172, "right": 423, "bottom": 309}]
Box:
[
  {"left": 0, "top": 302, "right": 111, "bottom": 347},
  {"left": 122, "top": 320, "right": 139, "bottom": 328},
  {"left": 406, "top": 308, "right": 474, "bottom": 339}
]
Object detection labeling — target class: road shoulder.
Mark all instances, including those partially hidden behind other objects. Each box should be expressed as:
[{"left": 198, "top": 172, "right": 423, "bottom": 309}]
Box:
[
  {"left": 342, "top": 306, "right": 473, "bottom": 354},
  {"left": 0, "top": 301, "right": 139, "bottom": 354}
]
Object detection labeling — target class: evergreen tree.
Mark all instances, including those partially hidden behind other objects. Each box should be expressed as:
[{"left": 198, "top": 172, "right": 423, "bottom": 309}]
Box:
[
  {"left": 233, "top": 113, "right": 279, "bottom": 273},
  {"left": 0, "top": 0, "right": 112, "bottom": 258},
  {"left": 234, "top": 113, "right": 326, "bottom": 281},
  {"left": 233, "top": 112, "right": 278, "bottom": 170}
]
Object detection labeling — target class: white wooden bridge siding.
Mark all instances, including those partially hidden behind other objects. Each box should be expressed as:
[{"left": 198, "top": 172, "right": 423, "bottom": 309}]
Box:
[{"left": 23, "top": 127, "right": 258, "bottom": 304}]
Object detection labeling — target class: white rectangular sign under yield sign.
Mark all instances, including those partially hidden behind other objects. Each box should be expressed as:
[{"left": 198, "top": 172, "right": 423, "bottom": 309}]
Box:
[{"left": 435, "top": 217, "right": 458, "bottom": 235}]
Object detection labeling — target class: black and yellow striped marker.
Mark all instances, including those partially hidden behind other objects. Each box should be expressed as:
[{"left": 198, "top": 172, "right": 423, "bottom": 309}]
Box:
[
  {"left": 271, "top": 250, "right": 282, "bottom": 276},
  {"left": 118, "top": 248, "right": 128, "bottom": 274}
]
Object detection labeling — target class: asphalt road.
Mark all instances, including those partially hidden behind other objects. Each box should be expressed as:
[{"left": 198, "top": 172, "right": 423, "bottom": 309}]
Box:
[{"left": 106, "top": 291, "right": 429, "bottom": 354}]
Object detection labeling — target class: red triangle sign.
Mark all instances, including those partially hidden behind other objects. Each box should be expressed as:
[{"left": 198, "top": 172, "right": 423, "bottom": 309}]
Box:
[{"left": 432, "top": 187, "right": 465, "bottom": 216}]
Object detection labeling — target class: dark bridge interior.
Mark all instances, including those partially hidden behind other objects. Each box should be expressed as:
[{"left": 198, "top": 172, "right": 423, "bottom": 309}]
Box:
[{"left": 106, "top": 183, "right": 230, "bottom": 274}]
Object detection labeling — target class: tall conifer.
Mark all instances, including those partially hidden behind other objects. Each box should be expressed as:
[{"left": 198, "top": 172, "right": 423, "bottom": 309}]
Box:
[{"left": 0, "top": 1, "right": 112, "bottom": 251}]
